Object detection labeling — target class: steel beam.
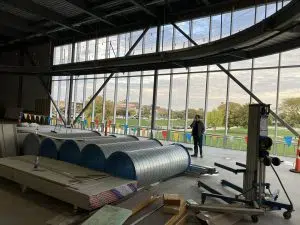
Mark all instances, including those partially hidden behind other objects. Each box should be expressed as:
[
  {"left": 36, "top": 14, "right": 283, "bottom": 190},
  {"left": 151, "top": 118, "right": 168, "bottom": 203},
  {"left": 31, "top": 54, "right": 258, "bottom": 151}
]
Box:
[
  {"left": 39, "top": 77, "right": 67, "bottom": 126},
  {"left": 73, "top": 26, "right": 150, "bottom": 125},
  {"left": 172, "top": 18, "right": 300, "bottom": 137},
  {"left": 64, "top": 0, "right": 115, "bottom": 26},
  {"left": 4, "top": 0, "right": 84, "bottom": 34},
  {"left": 0, "top": 12, "right": 37, "bottom": 33},
  {"left": 150, "top": 25, "right": 161, "bottom": 138},
  {"left": 128, "top": 0, "right": 158, "bottom": 18}
]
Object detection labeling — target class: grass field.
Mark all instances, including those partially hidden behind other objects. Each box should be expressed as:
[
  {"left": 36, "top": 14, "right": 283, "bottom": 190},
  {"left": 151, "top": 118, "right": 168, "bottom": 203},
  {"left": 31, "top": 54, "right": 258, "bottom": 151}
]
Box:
[{"left": 114, "top": 118, "right": 298, "bottom": 157}]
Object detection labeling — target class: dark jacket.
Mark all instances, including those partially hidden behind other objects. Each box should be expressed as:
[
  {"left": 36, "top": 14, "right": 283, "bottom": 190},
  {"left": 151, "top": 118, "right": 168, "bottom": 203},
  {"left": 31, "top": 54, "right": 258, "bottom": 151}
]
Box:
[{"left": 190, "top": 120, "right": 205, "bottom": 137}]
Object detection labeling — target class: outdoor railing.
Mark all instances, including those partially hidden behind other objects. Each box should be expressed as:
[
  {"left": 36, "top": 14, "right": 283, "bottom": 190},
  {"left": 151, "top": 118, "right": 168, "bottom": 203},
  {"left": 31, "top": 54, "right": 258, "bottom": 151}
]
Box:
[{"left": 71, "top": 122, "right": 298, "bottom": 158}]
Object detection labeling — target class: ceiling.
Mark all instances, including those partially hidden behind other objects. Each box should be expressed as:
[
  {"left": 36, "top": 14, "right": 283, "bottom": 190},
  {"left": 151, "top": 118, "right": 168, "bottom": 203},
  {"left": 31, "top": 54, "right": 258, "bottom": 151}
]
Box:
[{"left": 0, "top": 0, "right": 276, "bottom": 49}]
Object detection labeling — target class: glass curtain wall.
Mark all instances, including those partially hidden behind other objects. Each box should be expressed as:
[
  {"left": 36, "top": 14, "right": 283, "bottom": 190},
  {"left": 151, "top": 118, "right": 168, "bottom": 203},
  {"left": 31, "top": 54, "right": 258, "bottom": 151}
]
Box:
[{"left": 51, "top": 1, "right": 299, "bottom": 156}]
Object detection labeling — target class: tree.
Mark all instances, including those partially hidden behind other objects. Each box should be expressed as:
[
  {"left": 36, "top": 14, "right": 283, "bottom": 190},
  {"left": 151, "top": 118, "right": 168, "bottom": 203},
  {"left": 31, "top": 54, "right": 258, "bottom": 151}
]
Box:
[
  {"left": 217, "top": 102, "right": 243, "bottom": 129},
  {"left": 141, "top": 105, "right": 151, "bottom": 118},
  {"left": 116, "top": 108, "right": 126, "bottom": 118},
  {"left": 188, "top": 108, "right": 204, "bottom": 119},
  {"left": 207, "top": 109, "right": 223, "bottom": 128},
  {"left": 279, "top": 97, "right": 300, "bottom": 127}
]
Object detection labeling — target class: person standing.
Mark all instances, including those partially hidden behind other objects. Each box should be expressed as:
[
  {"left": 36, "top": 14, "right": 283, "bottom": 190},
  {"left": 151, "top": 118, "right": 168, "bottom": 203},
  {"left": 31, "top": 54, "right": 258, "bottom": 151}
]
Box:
[{"left": 190, "top": 115, "right": 205, "bottom": 158}]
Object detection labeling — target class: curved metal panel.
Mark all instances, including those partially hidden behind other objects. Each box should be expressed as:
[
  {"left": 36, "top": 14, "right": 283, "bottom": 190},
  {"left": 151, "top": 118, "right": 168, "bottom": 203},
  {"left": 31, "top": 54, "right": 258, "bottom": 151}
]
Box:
[
  {"left": 58, "top": 136, "right": 139, "bottom": 165},
  {"left": 81, "top": 139, "right": 162, "bottom": 171},
  {"left": 106, "top": 144, "right": 190, "bottom": 186}
]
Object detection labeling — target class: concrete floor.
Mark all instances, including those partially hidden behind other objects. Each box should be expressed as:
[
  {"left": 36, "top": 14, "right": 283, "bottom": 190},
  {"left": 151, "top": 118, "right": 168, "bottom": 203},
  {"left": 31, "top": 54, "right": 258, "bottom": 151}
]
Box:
[{"left": 0, "top": 145, "right": 298, "bottom": 225}]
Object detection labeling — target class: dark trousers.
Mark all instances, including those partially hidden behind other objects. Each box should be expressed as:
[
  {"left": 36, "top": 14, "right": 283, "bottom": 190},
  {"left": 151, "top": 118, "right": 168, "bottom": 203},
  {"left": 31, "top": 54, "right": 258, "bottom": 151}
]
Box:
[{"left": 193, "top": 135, "right": 203, "bottom": 156}]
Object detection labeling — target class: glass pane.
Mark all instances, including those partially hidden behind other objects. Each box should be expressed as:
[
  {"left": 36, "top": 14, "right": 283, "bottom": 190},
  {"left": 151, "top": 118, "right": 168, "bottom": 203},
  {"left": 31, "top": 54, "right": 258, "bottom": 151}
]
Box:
[
  {"left": 255, "top": 4, "right": 266, "bottom": 23},
  {"left": 116, "top": 76, "right": 128, "bottom": 128},
  {"left": 87, "top": 40, "right": 95, "bottom": 61},
  {"left": 227, "top": 70, "right": 251, "bottom": 140},
  {"left": 156, "top": 75, "right": 170, "bottom": 130},
  {"left": 254, "top": 53, "right": 279, "bottom": 68},
  {"left": 160, "top": 24, "right": 173, "bottom": 51},
  {"left": 174, "top": 21, "right": 190, "bottom": 49},
  {"left": 108, "top": 35, "right": 118, "bottom": 58},
  {"left": 187, "top": 73, "right": 206, "bottom": 132},
  {"left": 84, "top": 78, "right": 94, "bottom": 123},
  {"left": 104, "top": 77, "right": 115, "bottom": 122},
  {"left": 119, "top": 33, "right": 130, "bottom": 57},
  {"left": 232, "top": 7, "right": 255, "bottom": 34},
  {"left": 281, "top": 49, "right": 300, "bottom": 66},
  {"left": 144, "top": 27, "right": 157, "bottom": 54},
  {"left": 192, "top": 17, "right": 210, "bottom": 45},
  {"left": 53, "top": 46, "right": 60, "bottom": 65},
  {"left": 97, "top": 38, "right": 107, "bottom": 59},
  {"left": 231, "top": 59, "right": 252, "bottom": 69},
  {"left": 253, "top": 69, "right": 278, "bottom": 110},
  {"left": 210, "top": 14, "right": 221, "bottom": 41},
  {"left": 171, "top": 74, "right": 187, "bottom": 130},
  {"left": 130, "top": 30, "right": 143, "bottom": 55},
  {"left": 95, "top": 77, "right": 104, "bottom": 122},
  {"left": 222, "top": 12, "right": 231, "bottom": 38},
  {"left": 207, "top": 71, "right": 227, "bottom": 134},
  {"left": 278, "top": 68, "right": 300, "bottom": 156},
  {"left": 128, "top": 76, "right": 141, "bottom": 127},
  {"left": 266, "top": 2, "right": 277, "bottom": 17},
  {"left": 75, "top": 78, "right": 84, "bottom": 119},
  {"left": 141, "top": 76, "right": 154, "bottom": 128}
]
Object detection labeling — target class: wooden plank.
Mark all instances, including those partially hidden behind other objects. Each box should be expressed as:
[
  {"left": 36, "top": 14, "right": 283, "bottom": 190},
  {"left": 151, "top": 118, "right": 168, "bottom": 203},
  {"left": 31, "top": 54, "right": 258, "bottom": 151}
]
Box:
[
  {"left": 165, "top": 205, "right": 187, "bottom": 225},
  {"left": 163, "top": 194, "right": 183, "bottom": 206},
  {"left": 192, "top": 204, "right": 265, "bottom": 215},
  {"left": 81, "top": 205, "right": 132, "bottom": 225},
  {"left": 131, "top": 195, "right": 160, "bottom": 215}
]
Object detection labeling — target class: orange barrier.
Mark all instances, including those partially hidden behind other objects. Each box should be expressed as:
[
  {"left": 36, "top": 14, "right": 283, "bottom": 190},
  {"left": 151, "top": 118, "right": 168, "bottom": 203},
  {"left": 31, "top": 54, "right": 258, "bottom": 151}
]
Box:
[{"left": 290, "top": 137, "right": 300, "bottom": 173}]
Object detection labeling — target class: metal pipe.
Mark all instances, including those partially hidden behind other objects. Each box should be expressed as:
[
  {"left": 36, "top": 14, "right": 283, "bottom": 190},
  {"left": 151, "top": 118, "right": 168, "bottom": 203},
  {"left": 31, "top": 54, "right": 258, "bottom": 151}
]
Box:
[
  {"left": 106, "top": 144, "right": 190, "bottom": 186},
  {"left": 73, "top": 26, "right": 150, "bottom": 125},
  {"left": 81, "top": 139, "right": 162, "bottom": 171},
  {"left": 58, "top": 135, "right": 139, "bottom": 164},
  {"left": 151, "top": 25, "right": 161, "bottom": 138}
]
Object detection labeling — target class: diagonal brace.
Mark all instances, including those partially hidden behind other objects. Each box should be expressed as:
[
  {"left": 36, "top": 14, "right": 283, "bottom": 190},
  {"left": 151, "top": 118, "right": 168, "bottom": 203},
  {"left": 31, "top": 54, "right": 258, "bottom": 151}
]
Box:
[
  {"left": 23, "top": 48, "right": 67, "bottom": 126},
  {"left": 73, "top": 26, "right": 150, "bottom": 125},
  {"left": 172, "top": 22, "right": 299, "bottom": 137}
]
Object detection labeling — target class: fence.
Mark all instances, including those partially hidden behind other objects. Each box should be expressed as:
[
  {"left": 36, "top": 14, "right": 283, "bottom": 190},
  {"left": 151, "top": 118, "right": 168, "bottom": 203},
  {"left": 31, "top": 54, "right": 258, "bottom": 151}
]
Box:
[{"left": 66, "top": 122, "right": 298, "bottom": 158}]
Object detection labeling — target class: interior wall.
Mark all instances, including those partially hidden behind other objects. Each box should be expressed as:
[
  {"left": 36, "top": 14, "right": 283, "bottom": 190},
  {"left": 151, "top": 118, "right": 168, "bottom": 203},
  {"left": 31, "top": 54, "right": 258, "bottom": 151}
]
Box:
[{"left": 0, "top": 43, "right": 52, "bottom": 116}]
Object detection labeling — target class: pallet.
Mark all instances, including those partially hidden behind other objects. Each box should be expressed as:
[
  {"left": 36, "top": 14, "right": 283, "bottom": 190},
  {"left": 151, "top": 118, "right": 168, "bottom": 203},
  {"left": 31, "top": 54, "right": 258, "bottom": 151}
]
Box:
[{"left": 0, "top": 156, "right": 137, "bottom": 210}]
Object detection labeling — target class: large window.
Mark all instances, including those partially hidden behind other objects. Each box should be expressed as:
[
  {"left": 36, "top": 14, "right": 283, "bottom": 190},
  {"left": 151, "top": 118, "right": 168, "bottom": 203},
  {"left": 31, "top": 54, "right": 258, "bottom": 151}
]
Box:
[
  {"left": 171, "top": 70, "right": 187, "bottom": 130},
  {"left": 156, "top": 71, "right": 170, "bottom": 130},
  {"left": 50, "top": 2, "right": 299, "bottom": 156},
  {"left": 141, "top": 75, "right": 154, "bottom": 128}
]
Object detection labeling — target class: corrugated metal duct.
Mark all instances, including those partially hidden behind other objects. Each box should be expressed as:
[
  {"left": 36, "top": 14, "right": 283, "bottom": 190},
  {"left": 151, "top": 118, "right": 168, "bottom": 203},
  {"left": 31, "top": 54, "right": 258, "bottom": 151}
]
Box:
[
  {"left": 80, "top": 139, "right": 162, "bottom": 171},
  {"left": 58, "top": 136, "right": 139, "bottom": 165},
  {"left": 106, "top": 144, "right": 191, "bottom": 186},
  {"left": 49, "top": 131, "right": 101, "bottom": 139},
  {"left": 38, "top": 132, "right": 106, "bottom": 160},
  {"left": 22, "top": 133, "right": 45, "bottom": 155}
]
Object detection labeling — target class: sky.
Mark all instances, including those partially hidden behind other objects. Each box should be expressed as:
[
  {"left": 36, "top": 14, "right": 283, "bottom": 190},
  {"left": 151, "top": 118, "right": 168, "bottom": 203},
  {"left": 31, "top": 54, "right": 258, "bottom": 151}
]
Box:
[{"left": 51, "top": 0, "right": 299, "bottom": 112}]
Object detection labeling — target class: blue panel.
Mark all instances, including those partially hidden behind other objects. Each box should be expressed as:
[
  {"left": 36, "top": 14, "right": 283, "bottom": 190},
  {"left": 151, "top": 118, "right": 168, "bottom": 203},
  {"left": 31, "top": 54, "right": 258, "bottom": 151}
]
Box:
[
  {"left": 105, "top": 152, "right": 136, "bottom": 180},
  {"left": 58, "top": 140, "right": 81, "bottom": 164},
  {"left": 40, "top": 138, "right": 58, "bottom": 159},
  {"left": 80, "top": 144, "right": 106, "bottom": 171}
]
